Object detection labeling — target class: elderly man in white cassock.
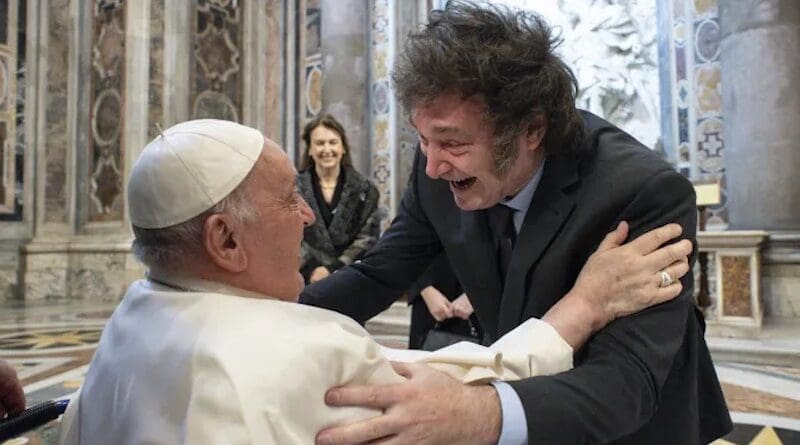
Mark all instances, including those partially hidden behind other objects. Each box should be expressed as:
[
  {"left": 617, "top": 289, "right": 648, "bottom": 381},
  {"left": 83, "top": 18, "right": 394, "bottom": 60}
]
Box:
[{"left": 57, "top": 119, "right": 690, "bottom": 444}]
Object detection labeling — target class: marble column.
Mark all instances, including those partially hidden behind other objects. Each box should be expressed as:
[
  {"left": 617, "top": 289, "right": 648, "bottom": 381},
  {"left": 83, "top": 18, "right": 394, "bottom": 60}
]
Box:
[
  {"left": 720, "top": 0, "right": 800, "bottom": 319},
  {"left": 320, "top": 0, "right": 370, "bottom": 174},
  {"left": 720, "top": 0, "right": 800, "bottom": 230},
  {"left": 21, "top": 0, "right": 149, "bottom": 301}
]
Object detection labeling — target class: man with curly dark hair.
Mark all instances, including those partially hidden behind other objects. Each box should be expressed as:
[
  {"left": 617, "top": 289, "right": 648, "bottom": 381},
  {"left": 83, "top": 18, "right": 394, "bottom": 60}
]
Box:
[{"left": 302, "top": 2, "right": 732, "bottom": 444}]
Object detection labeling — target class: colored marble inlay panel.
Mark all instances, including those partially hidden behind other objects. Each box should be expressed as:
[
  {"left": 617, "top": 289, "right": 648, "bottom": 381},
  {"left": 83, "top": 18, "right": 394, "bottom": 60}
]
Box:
[
  {"left": 694, "top": 18, "right": 720, "bottom": 63},
  {"left": 721, "top": 255, "right": 753, "bottom": 317},
  {"left": 0, "top": 328, "right": 102, "bottom": 353},
  {"left": 695, "top": 64, "right": 722, "bottom": 116},
  {"left": 263, "top": 0, "right": 282, "bottom": 140},
  {"left": 0, "top": 121, "right": 7, "bottom": 209},
  {"left": 88, "top": 0, "right": 126, "bottom": 222},
  {"left": 371, "top": 0, "right": 389, "bottom": 46},
  {"left": 370, "top": 0, "right": 393, "bottom": 229},
  {"left": 721, "top": 382, "right": 800, "bottom": 419},
  {"left": 0, "top": 0, "right": 17, "bottom": 214},
  {"left": 675, "top": 45, "right": 687, "bottom": 80},
  {"left": 0, "top": 0, "right": 25, "bottom": 221},
  {"left": 678, "top": 108, "right": 689, "bottom": 144},
  {"left": 148, "top": 0, "right": 164, "bottom": 140},
  {"left": 693, "top": 0, "right": 717, "bottom": 18},
  {"left": 191, "top": 1, "right": 243, "bottom": 122},
  {"left": 707, "top": 181, "right": 728, "bottom": 226},
  {"left": 697, "top": 117, "right": 724, "bottom": 173},
  {"left": 305, "top": 0, "right": 320, "bottom": 57},
  {"left": 44, "top": 0, "right": 71, "bottom": 223},
  {"left": 673, "top": 19, "right": 687, "bottom": 49},
  {"left": 672, "top": 0, "right": 686, "bottom": 19},
  {"left": 305, "top": 61, "right": 322, "bottom": 118}
]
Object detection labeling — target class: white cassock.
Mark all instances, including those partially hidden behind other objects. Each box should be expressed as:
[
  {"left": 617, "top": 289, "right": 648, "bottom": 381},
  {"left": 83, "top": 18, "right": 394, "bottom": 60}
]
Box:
[{"left": 58, "top": 277, "right": 572, "bottom": 444}]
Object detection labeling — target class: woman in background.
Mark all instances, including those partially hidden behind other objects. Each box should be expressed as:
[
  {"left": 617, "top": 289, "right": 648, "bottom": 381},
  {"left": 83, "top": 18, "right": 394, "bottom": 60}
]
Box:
[{"left": 298, "top": 114, "right": 381, "bottom": 284}]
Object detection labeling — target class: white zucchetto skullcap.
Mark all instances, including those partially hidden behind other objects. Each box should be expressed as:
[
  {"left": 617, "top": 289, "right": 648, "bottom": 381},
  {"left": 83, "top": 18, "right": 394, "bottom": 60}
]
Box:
[{"left": 128, "top": 119, "right": 264, "bottom": 229}]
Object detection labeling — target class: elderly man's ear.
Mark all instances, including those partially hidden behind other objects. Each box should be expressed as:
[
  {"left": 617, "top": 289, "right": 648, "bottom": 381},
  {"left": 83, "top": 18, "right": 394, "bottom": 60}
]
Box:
[{"left": 203, "top": 214, "right": 248, "bottom": 273}]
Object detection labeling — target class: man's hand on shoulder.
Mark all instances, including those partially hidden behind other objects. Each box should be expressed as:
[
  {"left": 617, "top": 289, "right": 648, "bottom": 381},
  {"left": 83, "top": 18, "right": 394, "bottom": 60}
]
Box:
[{"left": 316, "top": 362, "right": 501, "bottom": 445}]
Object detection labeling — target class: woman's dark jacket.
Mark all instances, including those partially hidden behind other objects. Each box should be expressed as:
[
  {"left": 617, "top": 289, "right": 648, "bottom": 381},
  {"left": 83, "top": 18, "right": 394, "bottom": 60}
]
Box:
[{"left": 297, "top": 166, "right": 381, "bottom": 283}]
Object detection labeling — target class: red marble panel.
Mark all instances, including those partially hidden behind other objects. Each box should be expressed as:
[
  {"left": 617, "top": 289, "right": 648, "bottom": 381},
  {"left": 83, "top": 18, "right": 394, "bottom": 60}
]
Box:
[{"left": 721, "top": 255, "right": 753, "bottom": 317}]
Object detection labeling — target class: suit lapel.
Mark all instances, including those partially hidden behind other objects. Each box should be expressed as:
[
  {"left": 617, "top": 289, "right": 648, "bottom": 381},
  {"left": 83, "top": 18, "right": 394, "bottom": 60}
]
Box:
[{"left": 497, "top": 155, "right": 579, "bottom": 336}]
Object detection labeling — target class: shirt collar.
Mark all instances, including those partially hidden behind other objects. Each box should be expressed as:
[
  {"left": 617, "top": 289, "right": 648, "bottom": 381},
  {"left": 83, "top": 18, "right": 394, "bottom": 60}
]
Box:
[
  {"left": 501, "top": 158, "right": 546, "bottom": 214},
  {"left": 146, "top": 270, "right": 277, "bottom": 301}
]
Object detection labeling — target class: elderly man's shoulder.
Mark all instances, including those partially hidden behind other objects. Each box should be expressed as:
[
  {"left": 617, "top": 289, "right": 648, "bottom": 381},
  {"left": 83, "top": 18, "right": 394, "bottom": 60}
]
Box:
[
  {"left": 193, "top": 294, "right": 378, "bottom": 361},
  {"left": 188, "top": 294, "right": 393, "bottom": 396}
]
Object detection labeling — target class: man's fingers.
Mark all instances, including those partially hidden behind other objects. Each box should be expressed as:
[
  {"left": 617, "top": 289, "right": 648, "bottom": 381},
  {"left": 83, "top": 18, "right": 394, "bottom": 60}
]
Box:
[
  {"left": 653, "top": 281, "right": 684, "bottom": 304},
  {"left": 647, "top": 239, "right": 693, "bottom": 271},
  {"left": 316, "top": 415, "right": 397, "bottom": 445},
  {"left": 325, "top": 384, "right": 399, "bottom": 409},
  {"left": 597, "top": 221, "right": 629, "bottom": 252},
  {"left": 662, "top": 259, "right": 691, "bottom": 284},
  {"left": 443, "top": 305, "right": 454, "bottom": 319},
  {"left": 629, "top": 223, "right": 683, "bottom": 254}
]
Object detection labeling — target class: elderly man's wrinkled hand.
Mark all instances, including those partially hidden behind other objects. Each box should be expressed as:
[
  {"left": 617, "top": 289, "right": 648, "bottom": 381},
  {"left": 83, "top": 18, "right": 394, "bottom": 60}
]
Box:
[
  {"left": 0, "top": 360, "right": 25, "bottom": 418},
  {"left": 571, "top": 221, "right": 693, "bottom": 328},
  {"left": 316, "top": 362, "right": 500, "bottom": 445}
]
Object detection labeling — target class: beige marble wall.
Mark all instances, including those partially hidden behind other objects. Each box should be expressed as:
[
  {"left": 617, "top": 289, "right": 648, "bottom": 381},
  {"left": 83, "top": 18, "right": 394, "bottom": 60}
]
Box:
[
  {"left": 148, "top": 0, "right": 164, "bottom": 140},
  {"left": 263, "top": 0, "right": 283, "bottom": 143},
  {"left": 42, "top": 0, "right": 71, "bottom": 224},
  {"left": 763, "top": 264, "right": 800, "bottom": 318}
]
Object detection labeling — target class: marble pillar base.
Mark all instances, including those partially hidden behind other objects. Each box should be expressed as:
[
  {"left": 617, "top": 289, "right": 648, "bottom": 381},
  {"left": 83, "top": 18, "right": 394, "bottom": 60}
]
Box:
[
  {"left": 19, "top": 239, "right": 145, "bottom": 301},
  {"left": 0, "top": 240, "right": 23, "bottom": 300},
  {"left": 763, "top": 232, "right": 800, "bottom": 318},
  {"left": 698, "top": 231, "right": 768, "bottom": 339}
]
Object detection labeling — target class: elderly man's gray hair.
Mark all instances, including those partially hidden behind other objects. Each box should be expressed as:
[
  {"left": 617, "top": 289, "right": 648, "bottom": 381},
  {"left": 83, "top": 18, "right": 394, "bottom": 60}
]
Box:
[{"left": 131, "top": 179, "right": 260, "bottom": 269}]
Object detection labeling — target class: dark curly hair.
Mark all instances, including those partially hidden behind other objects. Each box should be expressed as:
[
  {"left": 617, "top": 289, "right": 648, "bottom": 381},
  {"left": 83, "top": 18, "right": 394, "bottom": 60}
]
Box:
[
  {"left": 300, "top": 113, "right": 354, "bottom": 170},
  {"left": 392, "top": 0, "right": 583, "bottom": 175}
]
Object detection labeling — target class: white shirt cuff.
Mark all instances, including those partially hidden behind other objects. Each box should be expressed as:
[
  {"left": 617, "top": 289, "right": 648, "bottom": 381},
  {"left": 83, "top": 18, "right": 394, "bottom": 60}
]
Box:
[{"left": 491, "top": 381, "right": 528, "bottom": 445}]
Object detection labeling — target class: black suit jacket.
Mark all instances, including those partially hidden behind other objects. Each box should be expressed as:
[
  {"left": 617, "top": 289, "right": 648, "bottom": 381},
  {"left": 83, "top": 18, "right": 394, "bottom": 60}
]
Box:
[{"left": 301, "top": 112, "right": 732, "bottom": 444}]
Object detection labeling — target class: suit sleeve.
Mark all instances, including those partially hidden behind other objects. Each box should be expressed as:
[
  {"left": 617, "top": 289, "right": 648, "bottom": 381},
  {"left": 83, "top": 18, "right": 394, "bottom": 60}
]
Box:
[
  {"left": 507, "top": 169, "right": 698, "bottom": 443},
  {"left": 300, "top": 151, "right": 443, "bottom": 323}
]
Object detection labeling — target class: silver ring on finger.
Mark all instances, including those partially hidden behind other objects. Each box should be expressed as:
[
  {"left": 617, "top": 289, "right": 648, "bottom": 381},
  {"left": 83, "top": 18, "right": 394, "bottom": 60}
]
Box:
[{"left": 659, "top": 270, "right": 674, "bottom": 287}]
